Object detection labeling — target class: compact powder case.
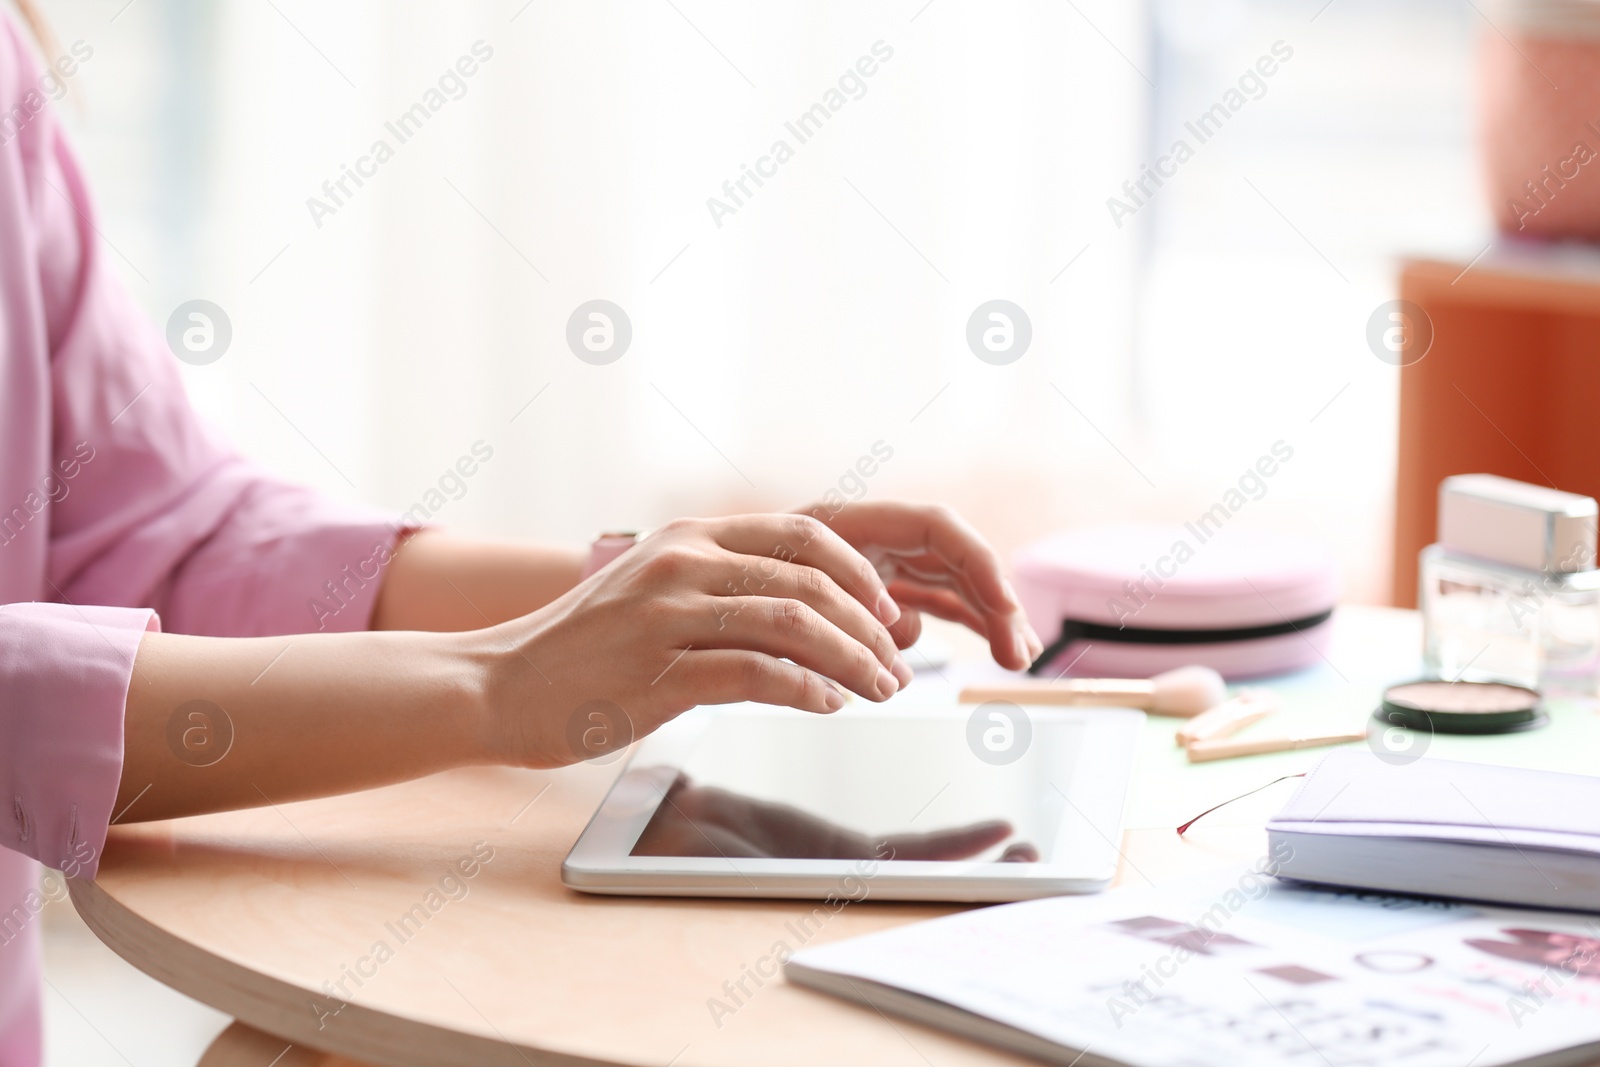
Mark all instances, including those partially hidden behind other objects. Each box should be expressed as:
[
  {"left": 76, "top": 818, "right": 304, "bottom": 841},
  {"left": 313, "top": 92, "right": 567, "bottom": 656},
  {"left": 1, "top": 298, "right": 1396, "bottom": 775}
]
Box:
[{"left": 1376, "top": 679, "right": 1548, "bottom": 734}]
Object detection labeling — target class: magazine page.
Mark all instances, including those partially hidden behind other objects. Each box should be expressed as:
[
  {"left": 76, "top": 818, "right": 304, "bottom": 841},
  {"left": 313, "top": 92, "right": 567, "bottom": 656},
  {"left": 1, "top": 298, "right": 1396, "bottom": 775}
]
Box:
[{"left": 787, "top": 857, "right": 1600, "bottom": 1067}]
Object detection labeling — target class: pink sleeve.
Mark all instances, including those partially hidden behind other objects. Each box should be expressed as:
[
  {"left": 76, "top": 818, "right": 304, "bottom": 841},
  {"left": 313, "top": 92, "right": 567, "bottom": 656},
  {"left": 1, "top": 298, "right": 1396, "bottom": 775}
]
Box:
[
  {"left": 17, "top": 32, "right": 402, "bottom": 637},
  {"left": 0, "top": 605, "right": 155, "bottom": 877},
  {"left": 0, "top": 21, "right": 405, "bottom": 876}
]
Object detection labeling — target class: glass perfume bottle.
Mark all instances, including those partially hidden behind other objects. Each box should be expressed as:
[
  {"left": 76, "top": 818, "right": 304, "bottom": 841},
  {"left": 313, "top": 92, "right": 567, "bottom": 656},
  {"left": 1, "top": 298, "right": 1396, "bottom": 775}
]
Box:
[{"left": 1420, "top": 475, "right": 1600, "bottom": 697}]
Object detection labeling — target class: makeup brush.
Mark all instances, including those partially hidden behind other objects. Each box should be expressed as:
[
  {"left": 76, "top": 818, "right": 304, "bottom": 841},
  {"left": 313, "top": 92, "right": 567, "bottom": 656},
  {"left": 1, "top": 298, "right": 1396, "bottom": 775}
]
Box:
[{"left": 959, "top": 665, "right": 1226, "bottom": 718}]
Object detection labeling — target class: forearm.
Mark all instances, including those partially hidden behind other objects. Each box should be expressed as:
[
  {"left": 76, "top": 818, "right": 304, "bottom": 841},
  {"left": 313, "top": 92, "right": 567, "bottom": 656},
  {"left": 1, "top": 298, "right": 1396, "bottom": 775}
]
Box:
[
  {"left": 109, "top": 504, "right": 1029, "bottom": 824},
  {"left": 118, "top": 530, "right": 585, "bottom": 822},
  {"left": 117, "top": 627, "right": 496, "bottom": 823},
  {"left": 373, "top": 530, "right": 586, "bottom": 631}
]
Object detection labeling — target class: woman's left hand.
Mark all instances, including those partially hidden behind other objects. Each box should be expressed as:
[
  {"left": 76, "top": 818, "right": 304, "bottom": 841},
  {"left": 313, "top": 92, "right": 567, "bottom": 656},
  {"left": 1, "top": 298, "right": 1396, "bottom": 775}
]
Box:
[{"left": 794, "top": 501, "right": 1042, "bottom": 671}]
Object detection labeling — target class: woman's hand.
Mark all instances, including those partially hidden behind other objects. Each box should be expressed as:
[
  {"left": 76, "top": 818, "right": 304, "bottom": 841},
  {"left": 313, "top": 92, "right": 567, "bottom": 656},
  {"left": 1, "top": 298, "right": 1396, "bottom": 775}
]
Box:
[
  {"left": 797, "top": 501, "right": 1043, "bottom": 671},
  {"left": 114, "top": 503, "right": 1029, "bottom": 821},
  {"left": 481, "top": 515, "right": 917, "bottom": 768}
]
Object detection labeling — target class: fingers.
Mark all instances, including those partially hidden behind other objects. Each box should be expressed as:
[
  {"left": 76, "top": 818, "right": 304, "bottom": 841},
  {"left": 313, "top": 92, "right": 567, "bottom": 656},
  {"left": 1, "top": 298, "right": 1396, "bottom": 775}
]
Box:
[
  {"left": 886, "top": 582, "right": 987, "bottom": 634},
  {"left": 822, "top": 503, "right": 1043, "bottom": 669},
  {"left": 887, "top": 606, "right": 922, "bottom": 650},
  {"left": 887, "top": 581, "right": 1031, "bottom": 671},
  {"left": 881, "top": 819, "right": 1014, "bottom": 861},
  {"left": 881, "top": 551, "right": 980, "bottom": 598},
  {"left": 699, "top": 598, "right": 900, "bottom": 701},
  {"left": 885, "top": 554, "right": 1041, "bottom": 668},
  {"left": 671, "top": 649, "right": 847, "bottom": 714},
  {"left": 823, "top": 502, "right": 1014, "bottom": 616},
  {"left": 722, "top": 554, "right": 909, "bottom": 683},
  {"left": 710, "top": 514, "right": 899, "bottom": 627},
  {"left": 885, "top": 568, "right": 1037, "bottom": 671}
]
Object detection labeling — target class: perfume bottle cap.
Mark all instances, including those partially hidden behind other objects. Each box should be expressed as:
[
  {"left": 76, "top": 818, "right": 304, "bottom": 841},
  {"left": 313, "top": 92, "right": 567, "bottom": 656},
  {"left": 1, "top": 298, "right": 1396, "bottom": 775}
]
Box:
[{"left": 1437, "top": 474, "right": 1597, "bottom": 573}]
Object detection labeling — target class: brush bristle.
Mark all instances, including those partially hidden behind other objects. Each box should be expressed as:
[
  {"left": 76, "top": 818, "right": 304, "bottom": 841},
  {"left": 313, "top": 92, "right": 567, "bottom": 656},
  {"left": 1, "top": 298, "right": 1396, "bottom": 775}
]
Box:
[{"left": 1150, "top": 665, "right": 1227, "bottom": 716}]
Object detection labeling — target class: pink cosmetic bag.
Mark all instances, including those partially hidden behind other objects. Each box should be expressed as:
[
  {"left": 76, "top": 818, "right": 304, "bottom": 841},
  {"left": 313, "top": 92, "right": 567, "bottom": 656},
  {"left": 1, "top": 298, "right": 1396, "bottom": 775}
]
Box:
[{"left": 1014, "top": 524, "right": 1339, "bottom": 680}]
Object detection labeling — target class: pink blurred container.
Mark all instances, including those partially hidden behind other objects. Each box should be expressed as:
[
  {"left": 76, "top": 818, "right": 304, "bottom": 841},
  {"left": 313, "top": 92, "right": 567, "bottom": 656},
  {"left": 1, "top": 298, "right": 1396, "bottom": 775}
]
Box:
[
  {"left": 1481, "top": 0, "right": 1600, "bottom": 239},
  {"left": 1014, "top": 524, "right": 1339, "bottom": 681}
]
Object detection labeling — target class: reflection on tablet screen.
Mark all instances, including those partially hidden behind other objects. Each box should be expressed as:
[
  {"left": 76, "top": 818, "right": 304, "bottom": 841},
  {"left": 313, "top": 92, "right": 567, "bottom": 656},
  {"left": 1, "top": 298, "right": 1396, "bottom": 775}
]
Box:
[
  {"left": 631, "top": 776, "right": 1041, "bottom": 861},
  {"left": 626, "top": 713, "right": 1081, "bottom": 862}
]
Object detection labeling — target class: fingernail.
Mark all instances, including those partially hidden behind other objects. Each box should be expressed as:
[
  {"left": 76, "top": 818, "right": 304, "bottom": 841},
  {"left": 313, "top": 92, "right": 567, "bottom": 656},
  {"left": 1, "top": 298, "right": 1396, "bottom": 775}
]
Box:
[
  {"left": 876, "top": 590, "right": 901, "bottom": 625},
  {"left": 1012, "top": 629, "right": 1031, "bottom": 667},
  {"left": 824, "top": 686, "right": 845, "bottom": 712},
  {"left": 1001, "top": 578, "right": 1021, "bottom": 609},
  {"left": 876, "top": 666, "right": 899, "bottom": 700},
  {"left": 891, "top": 652, "right": 914, "bottom": 687},
  {"left": 1023, "top": 622, "right": 1043, "bottom": 661}
]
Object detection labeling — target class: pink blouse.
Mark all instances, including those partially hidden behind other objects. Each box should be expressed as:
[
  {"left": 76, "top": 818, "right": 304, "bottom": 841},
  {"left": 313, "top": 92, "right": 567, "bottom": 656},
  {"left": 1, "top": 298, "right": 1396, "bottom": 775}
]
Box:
[{"left": 0, "top": 16, "right": 398, "bottom": 1063}]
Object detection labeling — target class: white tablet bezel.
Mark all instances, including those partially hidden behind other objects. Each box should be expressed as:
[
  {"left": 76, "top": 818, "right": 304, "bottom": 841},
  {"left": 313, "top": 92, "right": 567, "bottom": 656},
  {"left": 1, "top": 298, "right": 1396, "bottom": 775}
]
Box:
[{"left": 562, "top": 704, "right": 1144, "bottom": 903}]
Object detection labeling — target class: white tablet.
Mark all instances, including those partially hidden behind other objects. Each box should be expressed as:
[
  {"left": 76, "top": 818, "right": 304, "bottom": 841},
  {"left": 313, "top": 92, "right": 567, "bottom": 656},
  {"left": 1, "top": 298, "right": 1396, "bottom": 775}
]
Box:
[{"left": 562, "top": 702, "right": 1143, "bottom": 902}]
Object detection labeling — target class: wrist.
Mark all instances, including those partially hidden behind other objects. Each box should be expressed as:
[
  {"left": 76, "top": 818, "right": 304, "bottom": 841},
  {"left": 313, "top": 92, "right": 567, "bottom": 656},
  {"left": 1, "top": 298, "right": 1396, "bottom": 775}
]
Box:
[
  {"left": 440, "top": 627, "right": 506, "bottom": 766},
  {"left": 457, "top": 615, "right": 563, "bottom": 769}
]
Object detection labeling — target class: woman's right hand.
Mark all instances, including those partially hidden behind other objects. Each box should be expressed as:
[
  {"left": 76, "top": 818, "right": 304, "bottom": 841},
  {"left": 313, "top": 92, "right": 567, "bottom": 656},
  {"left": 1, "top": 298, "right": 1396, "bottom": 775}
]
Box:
[{"left": 478, "top": 515, "right": 916, "bottom": 768}]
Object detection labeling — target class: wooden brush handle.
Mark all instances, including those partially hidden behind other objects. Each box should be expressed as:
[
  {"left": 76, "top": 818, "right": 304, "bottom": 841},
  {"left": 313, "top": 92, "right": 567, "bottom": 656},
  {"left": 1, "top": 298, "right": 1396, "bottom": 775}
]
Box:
[
  {"left": 1176, "top": 692, "right": 1279, "bottom": 746},
  {"left": 958, "top": 679, "right": 1154, "bottom": 708},
  {"left": 1185, "top": 730, "right": 1366, "bottom": 763}
]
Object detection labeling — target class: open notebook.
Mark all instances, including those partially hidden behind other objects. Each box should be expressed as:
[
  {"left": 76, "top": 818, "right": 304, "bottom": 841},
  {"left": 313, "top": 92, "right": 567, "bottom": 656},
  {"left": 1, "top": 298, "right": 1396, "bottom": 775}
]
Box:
[{"left": 786, "top": 872, "right": 1600, "bottom": 1067}]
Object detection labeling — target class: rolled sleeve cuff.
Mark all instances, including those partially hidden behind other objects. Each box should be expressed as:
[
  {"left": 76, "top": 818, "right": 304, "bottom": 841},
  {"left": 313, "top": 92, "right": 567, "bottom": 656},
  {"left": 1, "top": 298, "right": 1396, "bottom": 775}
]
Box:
[
  {"left": 298, "top": 521, "right": 416, "bottom": 635},
  {"left": 0, "top": 602, "right": 155, "bottom": 877},
  {"left": 155, "top": 467, "right": 422, "bottom": 637},
  {"left": 214, "top": 518, "right": 412, "bottom": 637}
]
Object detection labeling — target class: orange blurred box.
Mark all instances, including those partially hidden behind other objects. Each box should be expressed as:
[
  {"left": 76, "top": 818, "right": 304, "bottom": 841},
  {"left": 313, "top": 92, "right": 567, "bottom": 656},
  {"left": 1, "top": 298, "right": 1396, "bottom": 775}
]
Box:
[{"left": 1392, "top": 247, "right": 1600, "bottom": 607}]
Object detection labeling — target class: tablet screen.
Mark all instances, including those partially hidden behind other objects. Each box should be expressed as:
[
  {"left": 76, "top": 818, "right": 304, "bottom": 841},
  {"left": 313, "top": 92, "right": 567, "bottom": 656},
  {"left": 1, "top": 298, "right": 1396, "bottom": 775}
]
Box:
[{"left": 627, "top": 710, "right": 1086, "bottom": 864}]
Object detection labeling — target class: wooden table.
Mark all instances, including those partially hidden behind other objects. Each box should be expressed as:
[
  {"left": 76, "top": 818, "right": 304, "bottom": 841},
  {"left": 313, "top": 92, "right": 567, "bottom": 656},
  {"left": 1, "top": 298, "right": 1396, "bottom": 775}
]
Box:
[{"left": 68, "top": 608, "right": 1600, "bottom": 1066}]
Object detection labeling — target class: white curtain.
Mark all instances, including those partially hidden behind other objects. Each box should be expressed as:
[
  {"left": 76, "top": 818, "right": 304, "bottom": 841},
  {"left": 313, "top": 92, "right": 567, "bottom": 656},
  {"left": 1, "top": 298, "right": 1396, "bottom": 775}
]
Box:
[
  {"left": 63, "top": 0, "right": 1147, "bottom": 550},
  {"left": 53, "top": 0, "right": 1480, "bottom": 601}
]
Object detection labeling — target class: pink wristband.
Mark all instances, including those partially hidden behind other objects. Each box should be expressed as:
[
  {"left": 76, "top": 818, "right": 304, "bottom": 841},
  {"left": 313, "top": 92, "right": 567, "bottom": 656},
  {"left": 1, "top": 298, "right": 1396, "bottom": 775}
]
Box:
[{"left": 580, "top": 532, "right": 640, "bottom": 579}]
